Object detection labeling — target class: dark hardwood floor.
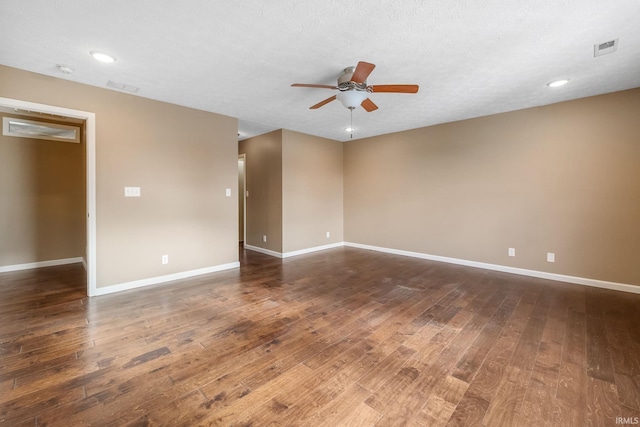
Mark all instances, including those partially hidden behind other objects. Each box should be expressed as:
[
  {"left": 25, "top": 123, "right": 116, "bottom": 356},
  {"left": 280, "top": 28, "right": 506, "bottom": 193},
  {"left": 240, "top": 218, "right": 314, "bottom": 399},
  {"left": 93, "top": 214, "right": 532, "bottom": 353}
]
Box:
[{"left": 1, "top": 247, "right": 640, "bottom": 426}]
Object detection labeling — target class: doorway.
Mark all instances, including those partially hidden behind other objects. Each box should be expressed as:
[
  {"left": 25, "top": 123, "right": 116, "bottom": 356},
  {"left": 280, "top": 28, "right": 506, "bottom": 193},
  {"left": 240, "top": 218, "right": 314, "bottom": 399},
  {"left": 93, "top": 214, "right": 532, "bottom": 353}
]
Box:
[{"left": 0, "top": 97, "right": 97, "bottom": 296}]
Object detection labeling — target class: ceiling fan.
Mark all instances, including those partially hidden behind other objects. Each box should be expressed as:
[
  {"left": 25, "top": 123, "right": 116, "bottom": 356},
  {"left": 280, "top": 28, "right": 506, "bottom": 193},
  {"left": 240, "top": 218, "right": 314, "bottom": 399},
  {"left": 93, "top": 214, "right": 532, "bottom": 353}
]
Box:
[{"left": 291, "top": 61, "right": 419, "bottom": 112}]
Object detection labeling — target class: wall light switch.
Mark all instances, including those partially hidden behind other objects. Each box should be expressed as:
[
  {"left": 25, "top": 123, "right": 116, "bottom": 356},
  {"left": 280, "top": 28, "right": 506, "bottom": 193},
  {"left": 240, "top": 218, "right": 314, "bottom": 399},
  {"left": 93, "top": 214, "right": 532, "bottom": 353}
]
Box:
[
  {"left": 161, "top": 255, "right": 169, "bottom": 265},
  {"left": 225, "top": 188, "right": 231, "bottom": 197},
  {"left": 124, "top": 186, "right": 141, "bottom": 197},
  {"left": 508, "top": 248, "right": 515, "bottom": 257},
  {"left": 262, "top": 235, "right": 267, "bottom": 243},
  {"left": 326, "top": 231, "right": 330, "bottom": 238},
  {"left": 547, "top": 252, "right": 555, "bottom": 262}
]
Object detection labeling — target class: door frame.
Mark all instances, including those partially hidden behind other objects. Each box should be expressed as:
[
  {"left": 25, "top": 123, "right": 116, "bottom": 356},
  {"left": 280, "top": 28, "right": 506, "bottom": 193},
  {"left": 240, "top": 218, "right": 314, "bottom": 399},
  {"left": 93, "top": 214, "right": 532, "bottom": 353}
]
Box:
[
  {"left": 0, "top": 97, "right": 97, "bottom": 296},
  {"left": 238, "top": 153, "right": 246, "bottom": 244}
]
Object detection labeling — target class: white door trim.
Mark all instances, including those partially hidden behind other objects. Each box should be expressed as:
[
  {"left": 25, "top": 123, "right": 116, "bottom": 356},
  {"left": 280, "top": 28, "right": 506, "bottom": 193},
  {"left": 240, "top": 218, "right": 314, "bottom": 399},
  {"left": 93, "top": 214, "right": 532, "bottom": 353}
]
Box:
[{"left": 239, "top": 153, "right": 246, "bottom": 244}]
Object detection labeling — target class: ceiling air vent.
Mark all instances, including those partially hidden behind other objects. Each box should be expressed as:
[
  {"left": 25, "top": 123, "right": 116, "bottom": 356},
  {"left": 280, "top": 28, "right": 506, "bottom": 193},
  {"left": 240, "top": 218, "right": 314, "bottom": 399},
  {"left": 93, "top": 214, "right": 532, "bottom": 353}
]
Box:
[
  {"left": 107, "top": 80, "right": 140, "bottom": 93},
  {"left": 594, "top": 38, "right": 618, "bottom": 57}
]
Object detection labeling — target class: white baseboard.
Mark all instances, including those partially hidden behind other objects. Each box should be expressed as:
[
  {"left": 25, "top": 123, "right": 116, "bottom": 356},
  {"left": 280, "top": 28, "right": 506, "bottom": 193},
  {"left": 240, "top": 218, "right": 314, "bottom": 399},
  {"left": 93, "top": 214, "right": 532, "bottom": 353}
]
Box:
[
  {"left": 34, "top": 243, "right": 632, "bottom": 296},
  {"left": 244, "top": 242, "right": 345, "bottom": 259},
  {"left": 283, "top": 242, "right": 345, "bottom": 258},
  {"left": 92, "top": 262, "right": 240, "bottom": 296},
  {"left": 244, "top": 244, "right": 283, "bottom": 258},
  {"left": 0, "top": 257, "right": 84, "bottom": 273},
  {"left": 344, "top": 242, "right": 640, "bottom": 295}
]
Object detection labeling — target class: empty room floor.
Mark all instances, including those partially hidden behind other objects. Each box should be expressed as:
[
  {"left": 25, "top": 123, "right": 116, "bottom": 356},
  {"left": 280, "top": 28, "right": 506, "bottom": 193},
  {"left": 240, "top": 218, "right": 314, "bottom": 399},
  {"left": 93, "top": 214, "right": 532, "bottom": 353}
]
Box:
[{"left": 1, "top": 247, "right": 639, "bottom": 426}]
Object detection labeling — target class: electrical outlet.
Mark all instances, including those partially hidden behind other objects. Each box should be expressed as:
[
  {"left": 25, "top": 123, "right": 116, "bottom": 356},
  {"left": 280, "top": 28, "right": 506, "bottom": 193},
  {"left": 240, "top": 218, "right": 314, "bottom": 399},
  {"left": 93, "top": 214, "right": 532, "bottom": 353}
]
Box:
[
  {"left": 225, "top": 188, "right": 231, "bottom": 197},
  {"left": 262, "top": 235, "right": 267, "bottom": 243},
  {"left": 162, "top": 255, "right": 169, "bottom": 265},
  {"left": 508, "top": 248, "right": 515, "bottom": 257},
  {"left": 547, "top": 252, "right": 555, "bottom": 263}
]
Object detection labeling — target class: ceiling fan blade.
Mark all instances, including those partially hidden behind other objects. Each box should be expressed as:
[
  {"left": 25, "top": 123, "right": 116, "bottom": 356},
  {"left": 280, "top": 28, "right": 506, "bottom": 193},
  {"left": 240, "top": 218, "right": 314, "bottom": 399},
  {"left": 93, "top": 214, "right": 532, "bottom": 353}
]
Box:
[
  {"left": 351, "top": 61, "right": 376, "bottom": 84},
  {"left": 310, "top": 95, "right": 337, "bottom": 109},
  {"left": 292, "top": 83, "right": 338, "bottom": 89},
  {"left": 361, "top": 98, "right": 378, "bottom": 112},
  {"left": 369, "top": 84, "right": 419, "bottom": 93}
]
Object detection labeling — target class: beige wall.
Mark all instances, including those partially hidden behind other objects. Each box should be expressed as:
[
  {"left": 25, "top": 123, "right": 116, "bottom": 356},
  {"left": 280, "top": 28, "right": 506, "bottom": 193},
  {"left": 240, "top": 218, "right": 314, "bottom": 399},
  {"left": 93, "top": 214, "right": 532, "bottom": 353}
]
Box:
[
  {"left": 282, "top": 130, "right": 343, "bottom": 253},
  {"left": 239, "top": 129, "right": 344, "bottom": 255},
  {"left": 239, "top": 130, "right": 283, "bottom": 253},
  {"left": 3, "top": 65, "right": 637, "bottom": 289},
  {"left": 0, "top": 113, "right": 85, "bottom": 266},
  {"left": 0, "top": 65, "right": 238, "bottom": 288},
  {"left": 344, "top": 88, "right": 640, "bottom": 286}
]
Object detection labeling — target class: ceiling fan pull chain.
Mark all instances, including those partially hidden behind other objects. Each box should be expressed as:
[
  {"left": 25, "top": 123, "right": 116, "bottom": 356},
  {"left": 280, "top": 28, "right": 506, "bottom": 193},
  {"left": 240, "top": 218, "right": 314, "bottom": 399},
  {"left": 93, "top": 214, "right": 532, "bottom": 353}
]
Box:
[{"left": 350, "top": 107, "right": 354, "bottom": 139}]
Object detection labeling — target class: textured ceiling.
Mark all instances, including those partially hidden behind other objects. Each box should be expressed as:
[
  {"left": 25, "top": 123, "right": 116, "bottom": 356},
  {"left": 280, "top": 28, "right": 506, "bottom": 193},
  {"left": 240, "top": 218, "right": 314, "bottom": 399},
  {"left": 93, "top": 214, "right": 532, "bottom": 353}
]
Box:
[{"left": 1, "top": 1, "right": 639, "bottom": 142}]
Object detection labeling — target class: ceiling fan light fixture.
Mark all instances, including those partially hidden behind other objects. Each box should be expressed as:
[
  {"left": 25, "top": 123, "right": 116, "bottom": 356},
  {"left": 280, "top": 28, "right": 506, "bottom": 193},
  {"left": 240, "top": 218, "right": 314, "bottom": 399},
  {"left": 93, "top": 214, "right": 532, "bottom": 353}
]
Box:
[
  {"left": 291, "top": 61, "right": 418, "bottom": 113},
  {"left": 336, "top": 90, "right": 367, "bottom": 109},
  {"left": 547, "top": 78, "right": 569, "bottom": 88},
  {"left": 345, "top": 127, "right": 355, "bottom": 132}
]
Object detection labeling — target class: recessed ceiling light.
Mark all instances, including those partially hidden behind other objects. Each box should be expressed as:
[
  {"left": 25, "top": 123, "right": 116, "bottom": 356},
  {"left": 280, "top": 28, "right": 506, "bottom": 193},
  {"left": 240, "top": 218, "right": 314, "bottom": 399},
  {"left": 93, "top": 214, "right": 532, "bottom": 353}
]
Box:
[
  {"left": 547, "top": 79, "right": 569, "bottom": 88},
  {"left": 90, "top": 51, "right": 116, "bottom": 63}
]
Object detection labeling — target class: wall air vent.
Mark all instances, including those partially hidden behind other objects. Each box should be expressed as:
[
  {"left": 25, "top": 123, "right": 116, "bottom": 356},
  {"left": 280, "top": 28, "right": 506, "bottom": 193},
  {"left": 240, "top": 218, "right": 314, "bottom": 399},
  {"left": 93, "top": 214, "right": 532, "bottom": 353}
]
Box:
[
  {"left": 594, "top": 38, "right": 618, "bottom": 57},
  {"left": 107, "top": 80, "right": 140, "bottom": 93}
]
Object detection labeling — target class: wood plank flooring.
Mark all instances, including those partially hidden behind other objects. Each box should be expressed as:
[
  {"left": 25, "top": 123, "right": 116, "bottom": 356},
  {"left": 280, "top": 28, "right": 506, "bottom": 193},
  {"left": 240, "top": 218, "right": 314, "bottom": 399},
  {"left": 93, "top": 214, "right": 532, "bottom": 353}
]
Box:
[{"left": 1, "top": 247, "right": 640, "bottom": 426}]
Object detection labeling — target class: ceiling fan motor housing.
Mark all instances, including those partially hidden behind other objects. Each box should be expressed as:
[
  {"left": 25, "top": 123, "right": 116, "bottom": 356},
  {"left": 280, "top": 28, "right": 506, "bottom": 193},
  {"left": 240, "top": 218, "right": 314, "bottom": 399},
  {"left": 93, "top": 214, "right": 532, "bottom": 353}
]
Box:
[{"left": 337, "top": 67, "right": 368, "bottom": 91}]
